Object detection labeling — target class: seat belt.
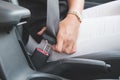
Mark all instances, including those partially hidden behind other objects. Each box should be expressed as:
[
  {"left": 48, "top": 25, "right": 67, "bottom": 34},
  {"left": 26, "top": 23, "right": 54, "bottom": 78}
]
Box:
[
  {"left": 42, "top": 0, "right": 60, "bottom": 44},
  {"left": 46, "top": 0, "right": 59, "bottom": 38}
]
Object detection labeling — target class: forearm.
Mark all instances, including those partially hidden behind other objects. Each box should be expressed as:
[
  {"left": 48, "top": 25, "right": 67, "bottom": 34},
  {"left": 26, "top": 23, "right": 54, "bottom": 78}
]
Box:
[{"left": 67, "top": 0, "right": 84, "bottom": 13}]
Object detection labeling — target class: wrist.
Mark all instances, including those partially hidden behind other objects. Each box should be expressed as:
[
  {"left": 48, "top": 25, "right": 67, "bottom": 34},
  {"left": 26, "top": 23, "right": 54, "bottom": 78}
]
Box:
[
  {"left": 66, "top": 14, "right": 81, "bottom": 24},
  {"left": 67, "top": 10, "right": 83, "bottom": 22}
]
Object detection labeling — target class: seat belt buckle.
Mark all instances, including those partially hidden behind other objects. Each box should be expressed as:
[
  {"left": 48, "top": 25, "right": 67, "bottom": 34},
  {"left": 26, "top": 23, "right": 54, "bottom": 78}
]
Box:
[{"left": 31, "top": 39, "right": 52, "bottom": 69}]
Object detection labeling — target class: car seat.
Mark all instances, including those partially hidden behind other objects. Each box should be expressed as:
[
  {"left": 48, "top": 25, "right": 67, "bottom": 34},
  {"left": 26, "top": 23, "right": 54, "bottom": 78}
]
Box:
[{"left": 0, "top": 0, "right": 120, "bottom": 80}]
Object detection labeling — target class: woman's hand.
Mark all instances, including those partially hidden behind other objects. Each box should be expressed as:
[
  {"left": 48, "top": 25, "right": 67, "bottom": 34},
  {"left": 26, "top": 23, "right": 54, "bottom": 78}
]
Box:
[{"left": 52, "top": 14, "right": 81, "bottom": 54}]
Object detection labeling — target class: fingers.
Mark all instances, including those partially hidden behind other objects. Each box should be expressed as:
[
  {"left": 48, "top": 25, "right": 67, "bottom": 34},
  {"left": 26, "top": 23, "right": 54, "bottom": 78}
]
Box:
[
  {"left": 62, "top": 41, "right": 77, "bottom": 54},
  {"left": 52, "top": 33, "right": 64, "bottom": 53},
  {"left": 52, "top": 37, "right": 77, "bottom": 54},
  {"left": 37, "top": 27, "right": 47, "bottom": 36}
]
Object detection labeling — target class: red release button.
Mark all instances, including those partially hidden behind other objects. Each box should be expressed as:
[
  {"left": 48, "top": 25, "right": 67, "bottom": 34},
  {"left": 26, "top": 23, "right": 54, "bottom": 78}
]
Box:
[{"left": 37, "top": 48, "right": 49, "bottom": 56}]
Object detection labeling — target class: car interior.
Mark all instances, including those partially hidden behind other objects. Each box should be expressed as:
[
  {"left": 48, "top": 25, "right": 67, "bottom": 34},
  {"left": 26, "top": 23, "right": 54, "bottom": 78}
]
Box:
[{"left": 0, "top": 0, "right": 120, "bottom": 80}]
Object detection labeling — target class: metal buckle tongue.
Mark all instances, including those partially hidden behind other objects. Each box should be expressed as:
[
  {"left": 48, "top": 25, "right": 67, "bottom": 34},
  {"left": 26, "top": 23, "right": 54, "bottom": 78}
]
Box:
[{"left": 36, "top": 39, "right": 52, "bottom": 56}]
